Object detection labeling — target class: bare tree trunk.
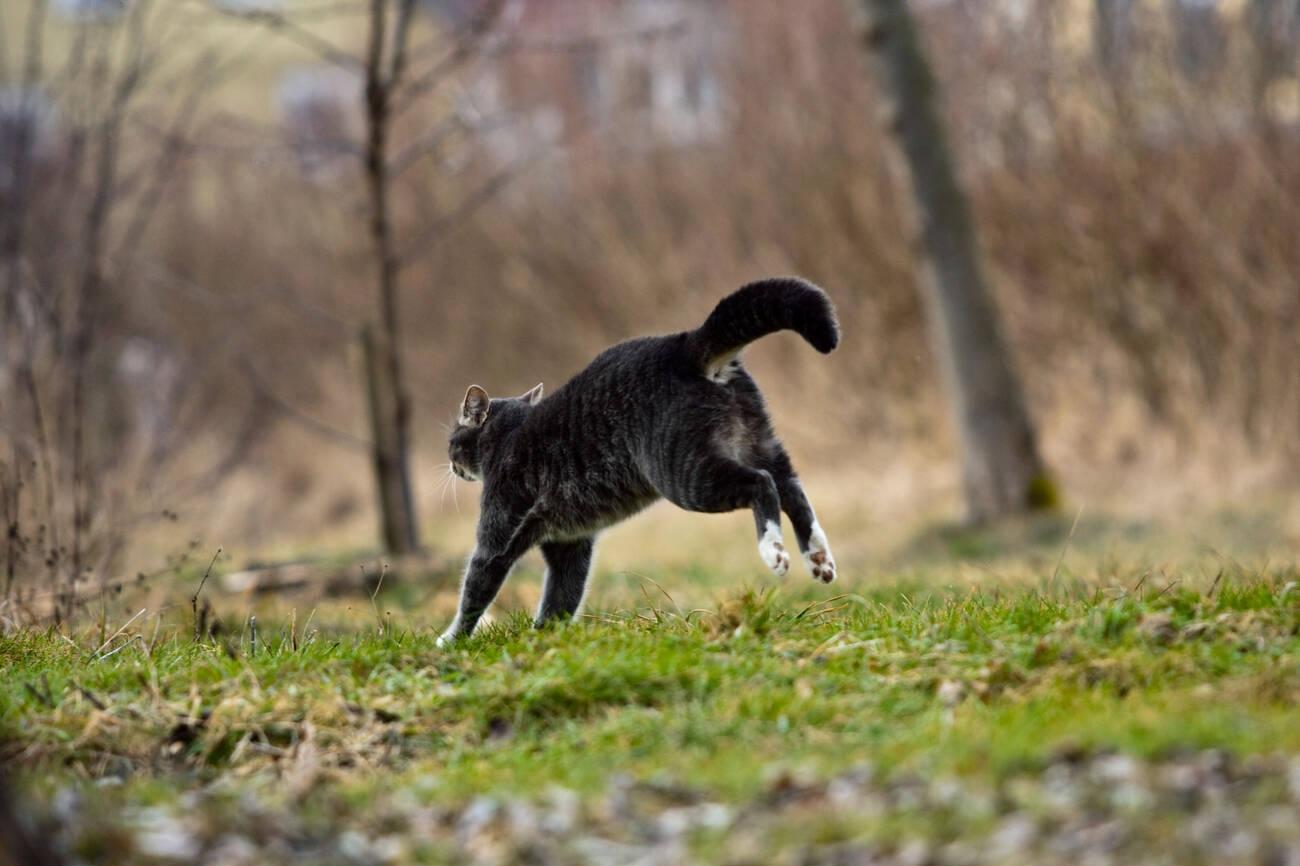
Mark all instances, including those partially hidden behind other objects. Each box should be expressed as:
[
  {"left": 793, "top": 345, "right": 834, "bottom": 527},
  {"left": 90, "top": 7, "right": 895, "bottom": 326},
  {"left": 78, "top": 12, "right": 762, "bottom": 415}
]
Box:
[
  {"left": 1248, "top": 0, "right": 1300, "bottom": 121},
  {"left": 1094, "top": 0, "right": 1133, "bottom": 74},
  {"left": 361, "top": 325, "right": 419, "bottom": 555},
  {"left": 361, "top": 0, "right": 420, "bottom": 555},
  {"left": 1095, "top": 0, "right": 1137, "bottom": 125},
  {"left": 854, "top": 0, "right": 1058, "bottom": 523},
  {"left": 219, "top": 0, "right": 506, "bottom": 555}
]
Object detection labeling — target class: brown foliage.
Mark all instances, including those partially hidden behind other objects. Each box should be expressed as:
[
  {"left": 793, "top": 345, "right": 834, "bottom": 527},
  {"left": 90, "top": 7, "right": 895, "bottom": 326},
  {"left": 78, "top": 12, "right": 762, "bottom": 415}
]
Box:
[{"left": 3, "top": 0, "right": 1298, "bottom": 564}]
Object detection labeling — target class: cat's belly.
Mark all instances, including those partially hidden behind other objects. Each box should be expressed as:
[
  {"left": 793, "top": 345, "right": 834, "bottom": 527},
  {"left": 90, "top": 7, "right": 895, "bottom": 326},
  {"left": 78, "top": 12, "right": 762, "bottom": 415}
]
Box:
[{"left": 542, "top": 492, "right": 660, "bottom": 542}]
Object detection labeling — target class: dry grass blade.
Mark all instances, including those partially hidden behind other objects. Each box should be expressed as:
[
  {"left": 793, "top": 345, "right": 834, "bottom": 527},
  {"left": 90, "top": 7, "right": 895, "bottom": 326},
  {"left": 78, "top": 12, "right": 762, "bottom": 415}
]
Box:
[
  {"left": 94, "top": 608, "right": 147, "bottom": 657},
  {"left": 1051, "top": 505, "right": 1085, "bottom": 586},
  {"left": 368, "top": 561, "right": 389, "bottom": 634}
]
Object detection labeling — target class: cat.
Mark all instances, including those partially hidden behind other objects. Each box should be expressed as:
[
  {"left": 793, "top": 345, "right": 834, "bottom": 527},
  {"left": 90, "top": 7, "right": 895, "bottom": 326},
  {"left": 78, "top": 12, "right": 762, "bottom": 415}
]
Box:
[{"left": 438, "top": 277, "right": 840, "bottom": 645}]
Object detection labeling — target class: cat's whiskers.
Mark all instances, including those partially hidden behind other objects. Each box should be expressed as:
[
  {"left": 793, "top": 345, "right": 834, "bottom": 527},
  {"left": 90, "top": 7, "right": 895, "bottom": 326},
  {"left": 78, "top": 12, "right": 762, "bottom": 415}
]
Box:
[
  {"left": 437, "top": 463, "right": 455, "bottom": 512},
  {"left": 435, "top": 461, "right": 463, "bottom": 514}
]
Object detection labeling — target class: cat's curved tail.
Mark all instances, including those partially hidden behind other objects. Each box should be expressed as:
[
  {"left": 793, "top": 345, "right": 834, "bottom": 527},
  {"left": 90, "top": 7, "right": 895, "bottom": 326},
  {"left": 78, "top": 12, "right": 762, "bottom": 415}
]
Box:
[{"left": 687, "top": 277, "right": 839, "bottom": 371}]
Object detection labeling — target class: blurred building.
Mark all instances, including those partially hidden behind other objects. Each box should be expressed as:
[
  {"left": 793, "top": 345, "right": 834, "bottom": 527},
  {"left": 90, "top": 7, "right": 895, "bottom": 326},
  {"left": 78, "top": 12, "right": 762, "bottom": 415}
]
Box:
[
  {"left": 277, "top": 66, "right": 361, "bottom": 179},
  {"left": 429, "top": 0, "right": 730, "bottom": 165},
  {"left": 0, "top": 87, "right": 60, "bottom": 194},
  {"left": 52, "top": 0, "right": 127, "bottom": 18},
  {"left": 916, "top": 0, "right": 1299, "bottom": 172},
  {"left": 242, "top": 0, "right": 1298, "bottom": 186}
]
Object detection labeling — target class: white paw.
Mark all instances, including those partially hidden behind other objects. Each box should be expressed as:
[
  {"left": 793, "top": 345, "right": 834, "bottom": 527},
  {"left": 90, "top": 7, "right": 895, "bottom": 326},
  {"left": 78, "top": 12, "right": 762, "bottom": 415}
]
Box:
[
  {"left": 804, "top": 549, "right": 836, "bottom": 583},
  {"left": 436, "top": 623, "right": 462, "bottom": 648},
  {"left": 758, "top": 522, "right": 790, "bottom": 577},
  {"left": 804, "top": 523, "right": 836, "bottom": 584}
]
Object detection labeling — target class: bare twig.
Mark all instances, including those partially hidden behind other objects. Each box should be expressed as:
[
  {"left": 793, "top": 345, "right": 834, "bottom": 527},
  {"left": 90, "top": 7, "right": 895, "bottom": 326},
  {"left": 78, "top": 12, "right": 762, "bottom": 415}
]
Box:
[
  {"left": 73, "top": 682, "right": 107, "bottom": 712},
  {"left": 69, "top": 0, "right": 157, "bottom": 610},
  {"left": 244, "top": 0, "right": 370, "bottom": 22},
  {"left": 23, "top": 680, "right": 54, "bottom": 709},
  {"left": 1155, "top": 579, "right": 1181, "bottom": 598},
  {"left": 390, "top": 0, "right": 508, "bottom": 114},
  {"left": 0, "top": 0, "right": 48, "bottom": 303},
  {"left": 138, "top": 255, "right": 357, "bottom": 338},
  {"left": 212, "top": 4, "right": 364, "bottom": 72},
  {"left": 240, "top": 359, "right": 370, "bottom": 451},
  {"left": 191, "top": 547, "right": 222, "bottom": 640},
  {"left": 388, "top": 112, "right": 471, "bottom": 177},
  {"left": 395, "top": 159, "right": 530, "bottom": 269},
  {"left": 387, "top": 0, "right": 419, "bottom": 86},
  {"left": 112, "top": 51, "right": 223, "bottom": 263},
  {"left": 0, "top": 453, "right": 21, "bottom": 601}
]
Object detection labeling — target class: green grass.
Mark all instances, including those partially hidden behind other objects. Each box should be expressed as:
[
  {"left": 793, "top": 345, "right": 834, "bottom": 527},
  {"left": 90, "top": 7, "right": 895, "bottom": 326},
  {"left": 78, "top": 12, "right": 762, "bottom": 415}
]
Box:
[
  {"left": 2, "top": 560, "right": 1298, "bottom": 863},
  {"left": 4, "top": 572, "right": 1298, "bottom": 788}
]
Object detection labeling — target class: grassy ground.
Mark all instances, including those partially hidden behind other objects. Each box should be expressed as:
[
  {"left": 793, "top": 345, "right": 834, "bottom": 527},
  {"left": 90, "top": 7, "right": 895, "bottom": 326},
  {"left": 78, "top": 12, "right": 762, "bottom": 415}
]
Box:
[{"left": 2, "top": 515, "right": 1299, "bottom": 865}]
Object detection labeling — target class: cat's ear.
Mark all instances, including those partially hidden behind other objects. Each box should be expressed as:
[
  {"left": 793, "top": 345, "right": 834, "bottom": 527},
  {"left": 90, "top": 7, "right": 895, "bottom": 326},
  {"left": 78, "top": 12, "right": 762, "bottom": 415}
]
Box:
[
  {"left": 460, "top": 385, "right": 490, "bottom": 427},
  {"left": 520, "top": 382, "right": 544, "bottom": 406}
]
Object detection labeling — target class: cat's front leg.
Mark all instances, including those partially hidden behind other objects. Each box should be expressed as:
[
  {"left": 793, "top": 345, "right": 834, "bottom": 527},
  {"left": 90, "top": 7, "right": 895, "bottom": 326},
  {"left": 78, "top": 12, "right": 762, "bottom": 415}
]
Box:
[
  {"left": 437, "top": 549, "right": 510, "bottom": 646},
  {"left": 438, "top": 506, "right": 545, "bottom": 646}
]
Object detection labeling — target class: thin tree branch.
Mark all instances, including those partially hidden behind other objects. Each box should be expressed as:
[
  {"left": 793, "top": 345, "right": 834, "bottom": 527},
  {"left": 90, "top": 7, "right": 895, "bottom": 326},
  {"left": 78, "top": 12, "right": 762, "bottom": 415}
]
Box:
[
  {"left": 68, "top": 0, "right": 156, "bottom": 592},
  {"left": 113, "top": 53, "right": 221, "bottom": 265},
  {"left": 390, "top": 0, "right": 507, "bottom": 115},
  {"left": 387, "top": 110, "right": 471, "bottom": 177},
  {"left": 139, "top": 259, "right": 358, "bottom": 339},
  {"left": 164, "top": 395, "right": 270, "bottom": 502},
  {"left": 20, "top": 0, "right": 46, "bottom": 87},
  {"left": 240, "top": 359, "right": 370, "bottom": 451},
  {"left": 387, "top": 0, "right": 418, "bottom": 87},
  {"left": 395, "top": 158, "right": 528, "bottom": 270},
  {"left": 50, "top": 19, "right": 89, "bottom": 94},
  {"left": 1, "top": 0, "right": 49, "bottom": 310},
  {"left": 212, "top": 4, "right": 364, "bottom": 72},
  {"left": 364, "top": 0, "right": 387, "bottom": 91},
  {"left": 249, "top": 0, "right": 369, "bottom": 22}
]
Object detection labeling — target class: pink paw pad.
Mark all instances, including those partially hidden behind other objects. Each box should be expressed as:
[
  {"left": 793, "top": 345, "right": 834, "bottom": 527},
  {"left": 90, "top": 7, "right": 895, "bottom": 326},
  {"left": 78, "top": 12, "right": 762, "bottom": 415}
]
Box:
[
  {"left": 808, "top": 550, "right": 836, "bottom": 584},
  {"left": 771, "top": 542, "right": 790, "bottom": 576}
]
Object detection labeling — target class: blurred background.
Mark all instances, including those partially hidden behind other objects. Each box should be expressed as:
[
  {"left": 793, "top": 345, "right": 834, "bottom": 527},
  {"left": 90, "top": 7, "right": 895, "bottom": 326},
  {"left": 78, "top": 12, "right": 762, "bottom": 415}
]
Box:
[{"left": 2, "top": 0, "right": 1299, "bottom": 619}]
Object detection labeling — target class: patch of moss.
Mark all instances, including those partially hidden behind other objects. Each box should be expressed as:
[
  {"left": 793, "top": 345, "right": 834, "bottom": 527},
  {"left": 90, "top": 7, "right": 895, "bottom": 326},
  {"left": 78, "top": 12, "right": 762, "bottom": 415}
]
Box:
[{"left": 1025, "top": 472, "right": 1062, "bottom": 511}]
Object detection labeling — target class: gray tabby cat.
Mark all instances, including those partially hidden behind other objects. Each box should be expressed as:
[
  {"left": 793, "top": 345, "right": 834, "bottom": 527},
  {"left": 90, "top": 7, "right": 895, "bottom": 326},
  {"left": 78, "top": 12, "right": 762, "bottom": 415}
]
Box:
[{"left": 439, "top": 277, "right": 839, "bottom": 645}]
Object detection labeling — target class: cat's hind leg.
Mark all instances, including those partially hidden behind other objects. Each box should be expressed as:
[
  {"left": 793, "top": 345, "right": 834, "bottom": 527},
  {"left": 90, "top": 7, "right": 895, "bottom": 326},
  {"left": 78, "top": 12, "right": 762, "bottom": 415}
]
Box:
[
  {"left": 535, "top": 538, "right": 595, "bottom": 626},
  {"left": 762, "top": 446, "right": 836, "bottom": 584},
  {"left": 659, "top": 453, "right": 789, "bottom": 577}
]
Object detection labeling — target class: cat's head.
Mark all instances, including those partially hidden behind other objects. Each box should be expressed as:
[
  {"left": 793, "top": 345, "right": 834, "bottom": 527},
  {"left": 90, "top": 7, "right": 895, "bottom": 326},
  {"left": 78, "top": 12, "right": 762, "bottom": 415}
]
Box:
[{"left": 448, "top": 382, "right": 544, "bottom": 481}]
